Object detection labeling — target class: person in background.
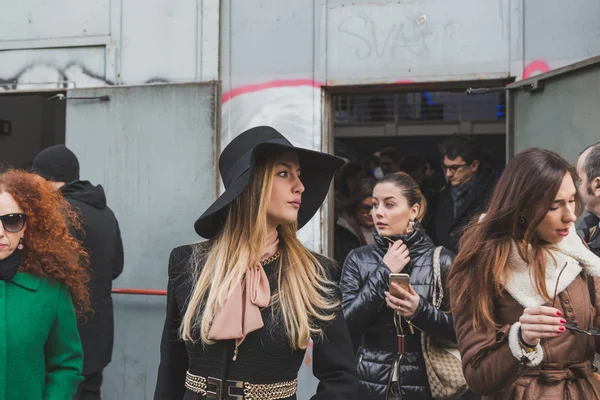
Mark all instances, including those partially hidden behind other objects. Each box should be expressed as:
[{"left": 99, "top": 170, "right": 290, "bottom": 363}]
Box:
[
  {"left": 341, "top": 172, "right": 456, "bottom": 399},
  {"left": 576, "top": 142, "right": 600, "bottom": 256},
  {"left": 372, "top": 151, "right": 384, "bottom": 179},
  {"left": 399, "top": 154, "right": 442, "bottom": 229},
  {"left": 32, "top": 145, "right": 124, "bottom": 400},
  {"left": 450, "top": 148, "right": 600, "bottom": 398},
  {"left": 379, "top": 147, "right": 402, "bottom": 176},
  {"left": 335, "top": 161, "right": 369, "bottom": 212},
  {"left": 398, "top": 154, "right": 428, "bottom": 186},
  {"left": 0, "top": 169, "right": 89, "bottom": 400},
  {"left": 334, "top": 178, "right": 376, "bottom": 356},
  {"left": 430, "top": 137, "right": 494, "bottom": 253},
  {"left": 424, "top": 159, "right": 435, "bottom": 179},
  {"left": 334, "top": 178, "right": 376, "bottom": 264}
]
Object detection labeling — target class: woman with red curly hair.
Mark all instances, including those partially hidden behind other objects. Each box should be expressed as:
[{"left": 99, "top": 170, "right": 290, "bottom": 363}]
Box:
[{"left": 0, "top": 169, "right": 90, "bottom": 400}]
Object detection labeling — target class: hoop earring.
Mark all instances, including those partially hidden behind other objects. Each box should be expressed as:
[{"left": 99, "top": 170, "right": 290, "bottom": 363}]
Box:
[
  {"left": 518, "top": 215, "right": 526, "bottom": 229},
  {"left": 17, "top": 237, "right": 24, "bottom": 250},
  {"left": 406, "top": 220, "right": 416, "bottom": 234}
]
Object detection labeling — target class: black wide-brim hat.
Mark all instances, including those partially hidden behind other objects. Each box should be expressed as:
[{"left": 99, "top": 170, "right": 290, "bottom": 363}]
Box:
[{"left": 194, "top": 126, "right": 345, "bottom": 239}]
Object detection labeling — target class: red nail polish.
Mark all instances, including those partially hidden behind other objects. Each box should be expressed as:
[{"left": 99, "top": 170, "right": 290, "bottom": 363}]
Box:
[
  {"left": 559, "top": 326, "right": 565, "bottom": 331},
  {"left": 557, "top": 311, "right": 563, "bottom": 316},
  {"left": 560, "top": 319, "right": 566, "bottom": 324}
]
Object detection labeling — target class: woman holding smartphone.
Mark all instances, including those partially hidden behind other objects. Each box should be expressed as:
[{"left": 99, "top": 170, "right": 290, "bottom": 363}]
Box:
[{"left": 340, "top": 172, "right": 457, "bottom": 399}]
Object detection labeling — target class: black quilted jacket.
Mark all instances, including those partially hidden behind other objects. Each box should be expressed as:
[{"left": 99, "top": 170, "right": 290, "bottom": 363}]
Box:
[{"left": 340, "top": 228, "right": 455, "bottom": 400}]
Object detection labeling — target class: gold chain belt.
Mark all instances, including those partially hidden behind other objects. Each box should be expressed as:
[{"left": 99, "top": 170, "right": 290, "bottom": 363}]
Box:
[{"left": 185, "top": 371, "right": 297, "bottom": 400}]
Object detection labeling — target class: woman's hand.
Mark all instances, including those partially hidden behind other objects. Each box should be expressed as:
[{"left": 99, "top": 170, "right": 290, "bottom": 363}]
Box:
[
  {"left": 385, "top": 284, "right": 420, "bottom": 318},
  {"left": 519, "top": 306, "right": 566, "bottom": 346},
  {"left": 383, "top": 240, "right": 410, "bottom": 273}
]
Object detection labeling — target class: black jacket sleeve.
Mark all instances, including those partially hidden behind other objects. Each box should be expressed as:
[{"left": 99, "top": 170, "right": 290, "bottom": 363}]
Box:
[
  {"left": 154, "top": 247, "right": 190, "bottom": 400},
  {"left": 340, "top": 250, "right": 389, "bottom": 337},
  {"left": 111, "top": 223, "right": 124, "bottom": 280},
  {"left": 408, "top": 247, "right": 456, "bottom": 342},
  {"left": 311, "top": 305, "right": 359, "bottom": 399}
]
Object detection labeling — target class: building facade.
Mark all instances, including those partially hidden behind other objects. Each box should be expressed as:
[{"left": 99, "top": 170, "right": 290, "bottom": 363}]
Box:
[{"left": 1, "top": 1, "right": 600, "bottom": 398}]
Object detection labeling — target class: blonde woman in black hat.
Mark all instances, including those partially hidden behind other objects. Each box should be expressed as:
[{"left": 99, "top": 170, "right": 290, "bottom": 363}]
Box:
[{"left": 154, "top": 126, "right": 358, "bottom": 400}]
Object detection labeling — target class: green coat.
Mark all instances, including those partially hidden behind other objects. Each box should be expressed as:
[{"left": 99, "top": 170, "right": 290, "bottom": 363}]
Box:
[{"left": 0, "top": 272, "right": 83, "bottom": 400}]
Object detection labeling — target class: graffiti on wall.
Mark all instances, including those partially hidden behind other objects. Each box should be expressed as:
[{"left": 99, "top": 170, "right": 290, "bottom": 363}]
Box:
[
  {"left": 336, "top": 14, "right": 443, "bottom": 61},
  {"left": 0, "top": 62, "right": 169, "bottom": 91},
  {"left": 0, "top": 63, "right": 112, "bottom": 91}
]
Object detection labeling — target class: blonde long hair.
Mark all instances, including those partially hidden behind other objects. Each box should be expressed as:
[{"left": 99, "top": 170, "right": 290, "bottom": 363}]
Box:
[{"left": 180, "top": 155, "right": 339, "bottom": 349}]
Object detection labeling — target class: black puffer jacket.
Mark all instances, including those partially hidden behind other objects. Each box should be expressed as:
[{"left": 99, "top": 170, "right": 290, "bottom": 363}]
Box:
[
  {"left": 340, "top": 228, "right": 455, "bottom": 399},
  {"left": 61, "top": 181, "right": 124, "bottom": 375}
]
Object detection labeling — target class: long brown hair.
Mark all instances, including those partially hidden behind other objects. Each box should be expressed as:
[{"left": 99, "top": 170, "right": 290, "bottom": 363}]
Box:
[
  {"left": 448, "top": 148, "right": 582, "bottom": 331},
  {"left": 0, "top": 170, "right": 90, "bottom": 314}
]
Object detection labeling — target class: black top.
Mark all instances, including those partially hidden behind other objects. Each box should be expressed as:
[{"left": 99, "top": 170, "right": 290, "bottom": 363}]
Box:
[
  {"left": 61, "top": 181, "right": 124, "bottom": 375},
  {"left": 154, "top": 243, "right": 358, "bottom": 400},
  {"left": 0, "top": 249, "right": 20, "bottom": 281},
  {"left": 430, "top": 176, "right": 494, "bottom": 253},
  {"left": 578, "top": 213, "right": 600, "bottom": 257}
]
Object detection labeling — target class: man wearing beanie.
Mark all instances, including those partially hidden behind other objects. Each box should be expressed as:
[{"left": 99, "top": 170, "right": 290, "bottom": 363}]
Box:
[{"left": 32, "top": 145, "right": 124, "bottom": 400}]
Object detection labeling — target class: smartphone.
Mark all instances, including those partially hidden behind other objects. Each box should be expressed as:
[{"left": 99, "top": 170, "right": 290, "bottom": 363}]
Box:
[{"left": 389, "top": 273, "right": 410, "bottom": 297}]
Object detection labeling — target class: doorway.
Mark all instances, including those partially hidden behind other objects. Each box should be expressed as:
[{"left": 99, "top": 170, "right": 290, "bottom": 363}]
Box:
[
  {"left": 0, "top": 91, "right": 66, "bottom": 169},
  {"left": 326, "top": 80, "right": 510, "bottom": 262}
]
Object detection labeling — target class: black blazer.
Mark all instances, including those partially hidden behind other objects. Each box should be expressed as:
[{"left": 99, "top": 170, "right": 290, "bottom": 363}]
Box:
[
  {"left": 154, "top": 244, "right": 359, "bottom": 400},
  {"left": 431, "top": 178, "right": 494, "bottom": 253}
]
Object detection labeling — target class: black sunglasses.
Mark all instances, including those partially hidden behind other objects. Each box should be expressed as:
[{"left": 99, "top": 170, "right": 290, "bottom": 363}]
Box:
[
  {"left": 358, "top": 204, "right": 372, "bottom": 214},
  {"left": 552, "top": 262, "right": 600, "bottom": 336},
  {"left": 0, "top": 213, "right": 28, "bottom": 233},
  {"left": 564, "top": 321, "right": 600, "bottom": 336},
  {"left": 441, "top": 163, "right": 468, "bottom": 172}
]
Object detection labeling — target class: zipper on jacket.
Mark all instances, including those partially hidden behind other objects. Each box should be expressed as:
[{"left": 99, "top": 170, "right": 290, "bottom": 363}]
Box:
[{"left": 356, "top": 352, "right": 363, "bottom": 370}]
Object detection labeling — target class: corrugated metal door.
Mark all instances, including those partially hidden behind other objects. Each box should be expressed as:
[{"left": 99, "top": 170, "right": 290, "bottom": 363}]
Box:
[
  {"left": 65, "top": 82, "right": 218, "bottom": 399},
  {"left": 507, "top": 56, "right": 600, "bottom": 164}
]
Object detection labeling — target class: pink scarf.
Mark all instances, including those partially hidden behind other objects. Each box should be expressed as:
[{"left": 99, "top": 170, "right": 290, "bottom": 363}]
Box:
[{"left": 208, "top": 231, "right": 279, "bottom": 353}]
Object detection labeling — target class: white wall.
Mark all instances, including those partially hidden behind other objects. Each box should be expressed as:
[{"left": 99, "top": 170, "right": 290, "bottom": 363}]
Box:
[{"left": 0, "top": 0, "right": 219, "bottom": 90}]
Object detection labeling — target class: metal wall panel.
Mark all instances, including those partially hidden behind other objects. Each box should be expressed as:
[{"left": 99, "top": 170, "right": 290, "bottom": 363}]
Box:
[
  {"left": 65, "top": 82, "right": 218, "bottom": 399},
  {"left": 325, "top": 0, "right": 511, "bottom": 84},
  {"left": 509, "top": 57, "right": 600, "bottom": 165},
  {"left": 2, "top": 0, "right": 110, "bottom": 41}
]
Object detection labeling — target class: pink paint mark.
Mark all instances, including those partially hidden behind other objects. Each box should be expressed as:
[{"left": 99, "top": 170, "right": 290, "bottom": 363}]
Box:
[
  {"left": 304, "top": 342, "right": 314, "bottom": 365},
  {"left": 523, "top": 60, "right": 551, "bottom": 79},
  {"left": 222, "top": 79, "right": 323, "bottom": 104},
  {"left": 393, "top": 79, "right": 416, "bottom": 84},
  {"left": 304, "top": 352, "right": 312, "bottom": 365}
]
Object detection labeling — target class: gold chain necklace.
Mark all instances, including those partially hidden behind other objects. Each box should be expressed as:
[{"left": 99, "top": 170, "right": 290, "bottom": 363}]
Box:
[{"left": 260, "top": 251, "right": 281, "bottom": 266}]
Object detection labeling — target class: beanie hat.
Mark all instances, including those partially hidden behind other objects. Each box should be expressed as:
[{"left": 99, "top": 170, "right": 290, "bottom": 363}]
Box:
[{"left": 32, "top": 145, "right": 80, "bottom": 182}]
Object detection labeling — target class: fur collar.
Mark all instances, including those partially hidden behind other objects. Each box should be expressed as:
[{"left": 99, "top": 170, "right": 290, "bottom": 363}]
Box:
[{"left": 503, "top": 225, "right": 600, "bottom": 308}]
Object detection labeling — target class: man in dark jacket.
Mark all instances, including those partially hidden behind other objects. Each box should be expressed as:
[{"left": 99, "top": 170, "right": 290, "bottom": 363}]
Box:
[
  {"left": 576, "top": 142, "right": 600, "bottom": 256},
  {"left": 32, "top": 145, "right": 124, "bottom": 400},
  {"left": 429, "top": 137, "right": 495, "bottom": 253}
]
